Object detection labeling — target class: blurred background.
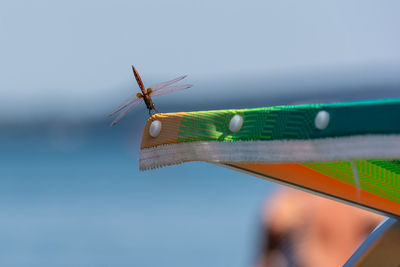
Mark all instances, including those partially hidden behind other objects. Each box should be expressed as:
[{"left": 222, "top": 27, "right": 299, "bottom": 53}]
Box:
[{"left": 1, "top": 0, "right": 400, "bottom": 266}]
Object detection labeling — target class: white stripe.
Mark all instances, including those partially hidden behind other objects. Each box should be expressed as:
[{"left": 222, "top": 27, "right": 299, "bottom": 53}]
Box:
[{"left": 139, "top": 134, "right": 400, "bottom": 170}]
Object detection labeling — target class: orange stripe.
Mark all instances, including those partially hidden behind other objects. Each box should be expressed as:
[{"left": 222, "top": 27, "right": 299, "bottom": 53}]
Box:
[
  {"left": 233, "top": 163, "right": 400, "bottom": 216},
  {"left": 140, "top": 113, "right": 185, "bottom": 149}
]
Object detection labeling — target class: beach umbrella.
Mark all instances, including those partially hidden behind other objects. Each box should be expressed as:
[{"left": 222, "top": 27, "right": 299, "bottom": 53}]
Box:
[
  {"left": 140, "top": 98, "right": 400, "bottom": 217},
  {"left": 139, "top": 98, "right": 400, "bottom": 265}
]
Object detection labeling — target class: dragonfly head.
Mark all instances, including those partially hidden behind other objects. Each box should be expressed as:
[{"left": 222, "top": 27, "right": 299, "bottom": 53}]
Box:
[
  {"left": 136, "top": 93, "right": 143, "bottom": 99},
  {"left": 146, "top": 88, "right": 153, "bottom": 95}
]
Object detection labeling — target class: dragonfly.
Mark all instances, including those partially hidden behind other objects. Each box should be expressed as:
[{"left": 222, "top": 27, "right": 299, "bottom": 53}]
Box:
[{"left": 107, "top": 65, "right": 192, "bottom": 126}]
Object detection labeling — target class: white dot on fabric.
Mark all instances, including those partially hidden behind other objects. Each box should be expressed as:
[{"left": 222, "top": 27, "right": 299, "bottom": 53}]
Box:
[
  {"left": 229, "top": 115, "right": 243, "bottom": 133},
  {"left": 315, "top": 110, "right": 330, "bottom": 130},
  {"left": 149, "top": 120, "right": 162, "bottom": 137}
]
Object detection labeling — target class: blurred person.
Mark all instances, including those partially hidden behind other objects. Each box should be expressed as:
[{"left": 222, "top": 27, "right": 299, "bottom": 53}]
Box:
[{"left": 256, "top": 188, "right": 383, "bottom": 267}]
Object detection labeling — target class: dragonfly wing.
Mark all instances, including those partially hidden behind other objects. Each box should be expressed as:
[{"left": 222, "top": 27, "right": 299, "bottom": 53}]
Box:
[
  {"left": 107, "top": 95, "right": 142, "bottom": 118},
  {"left": 151, "top": 84, "right": 192, "bottom": 97},
  {"left": 150, "top": 75, "right": 188, "bottom": 92},
  {"left": 110, "top": 99, "right": 142, "bottom": 126}
]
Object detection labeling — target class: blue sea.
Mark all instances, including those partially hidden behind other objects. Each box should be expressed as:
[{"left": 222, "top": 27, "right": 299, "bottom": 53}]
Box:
[{"left": 0, "top": 120, "right": 276, "bottom": 267}]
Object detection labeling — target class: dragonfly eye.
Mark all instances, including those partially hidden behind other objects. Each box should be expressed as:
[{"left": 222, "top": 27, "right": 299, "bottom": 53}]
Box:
[
  {"left": 147, "top": 88, "right": 153, "bottom": 94},
  {"left": 136, "top": 93, "right": 143, "bottom": 99}
]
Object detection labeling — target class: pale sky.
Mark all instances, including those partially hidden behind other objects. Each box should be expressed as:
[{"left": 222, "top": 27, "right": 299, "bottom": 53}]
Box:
[{"left": 1, "top": 0, "right": 400, "bottom": 121}]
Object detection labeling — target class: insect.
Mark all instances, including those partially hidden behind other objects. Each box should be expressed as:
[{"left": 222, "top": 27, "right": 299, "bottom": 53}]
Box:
[{"left": 107, "top": 65, "right": 192, "bottom": 126}]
